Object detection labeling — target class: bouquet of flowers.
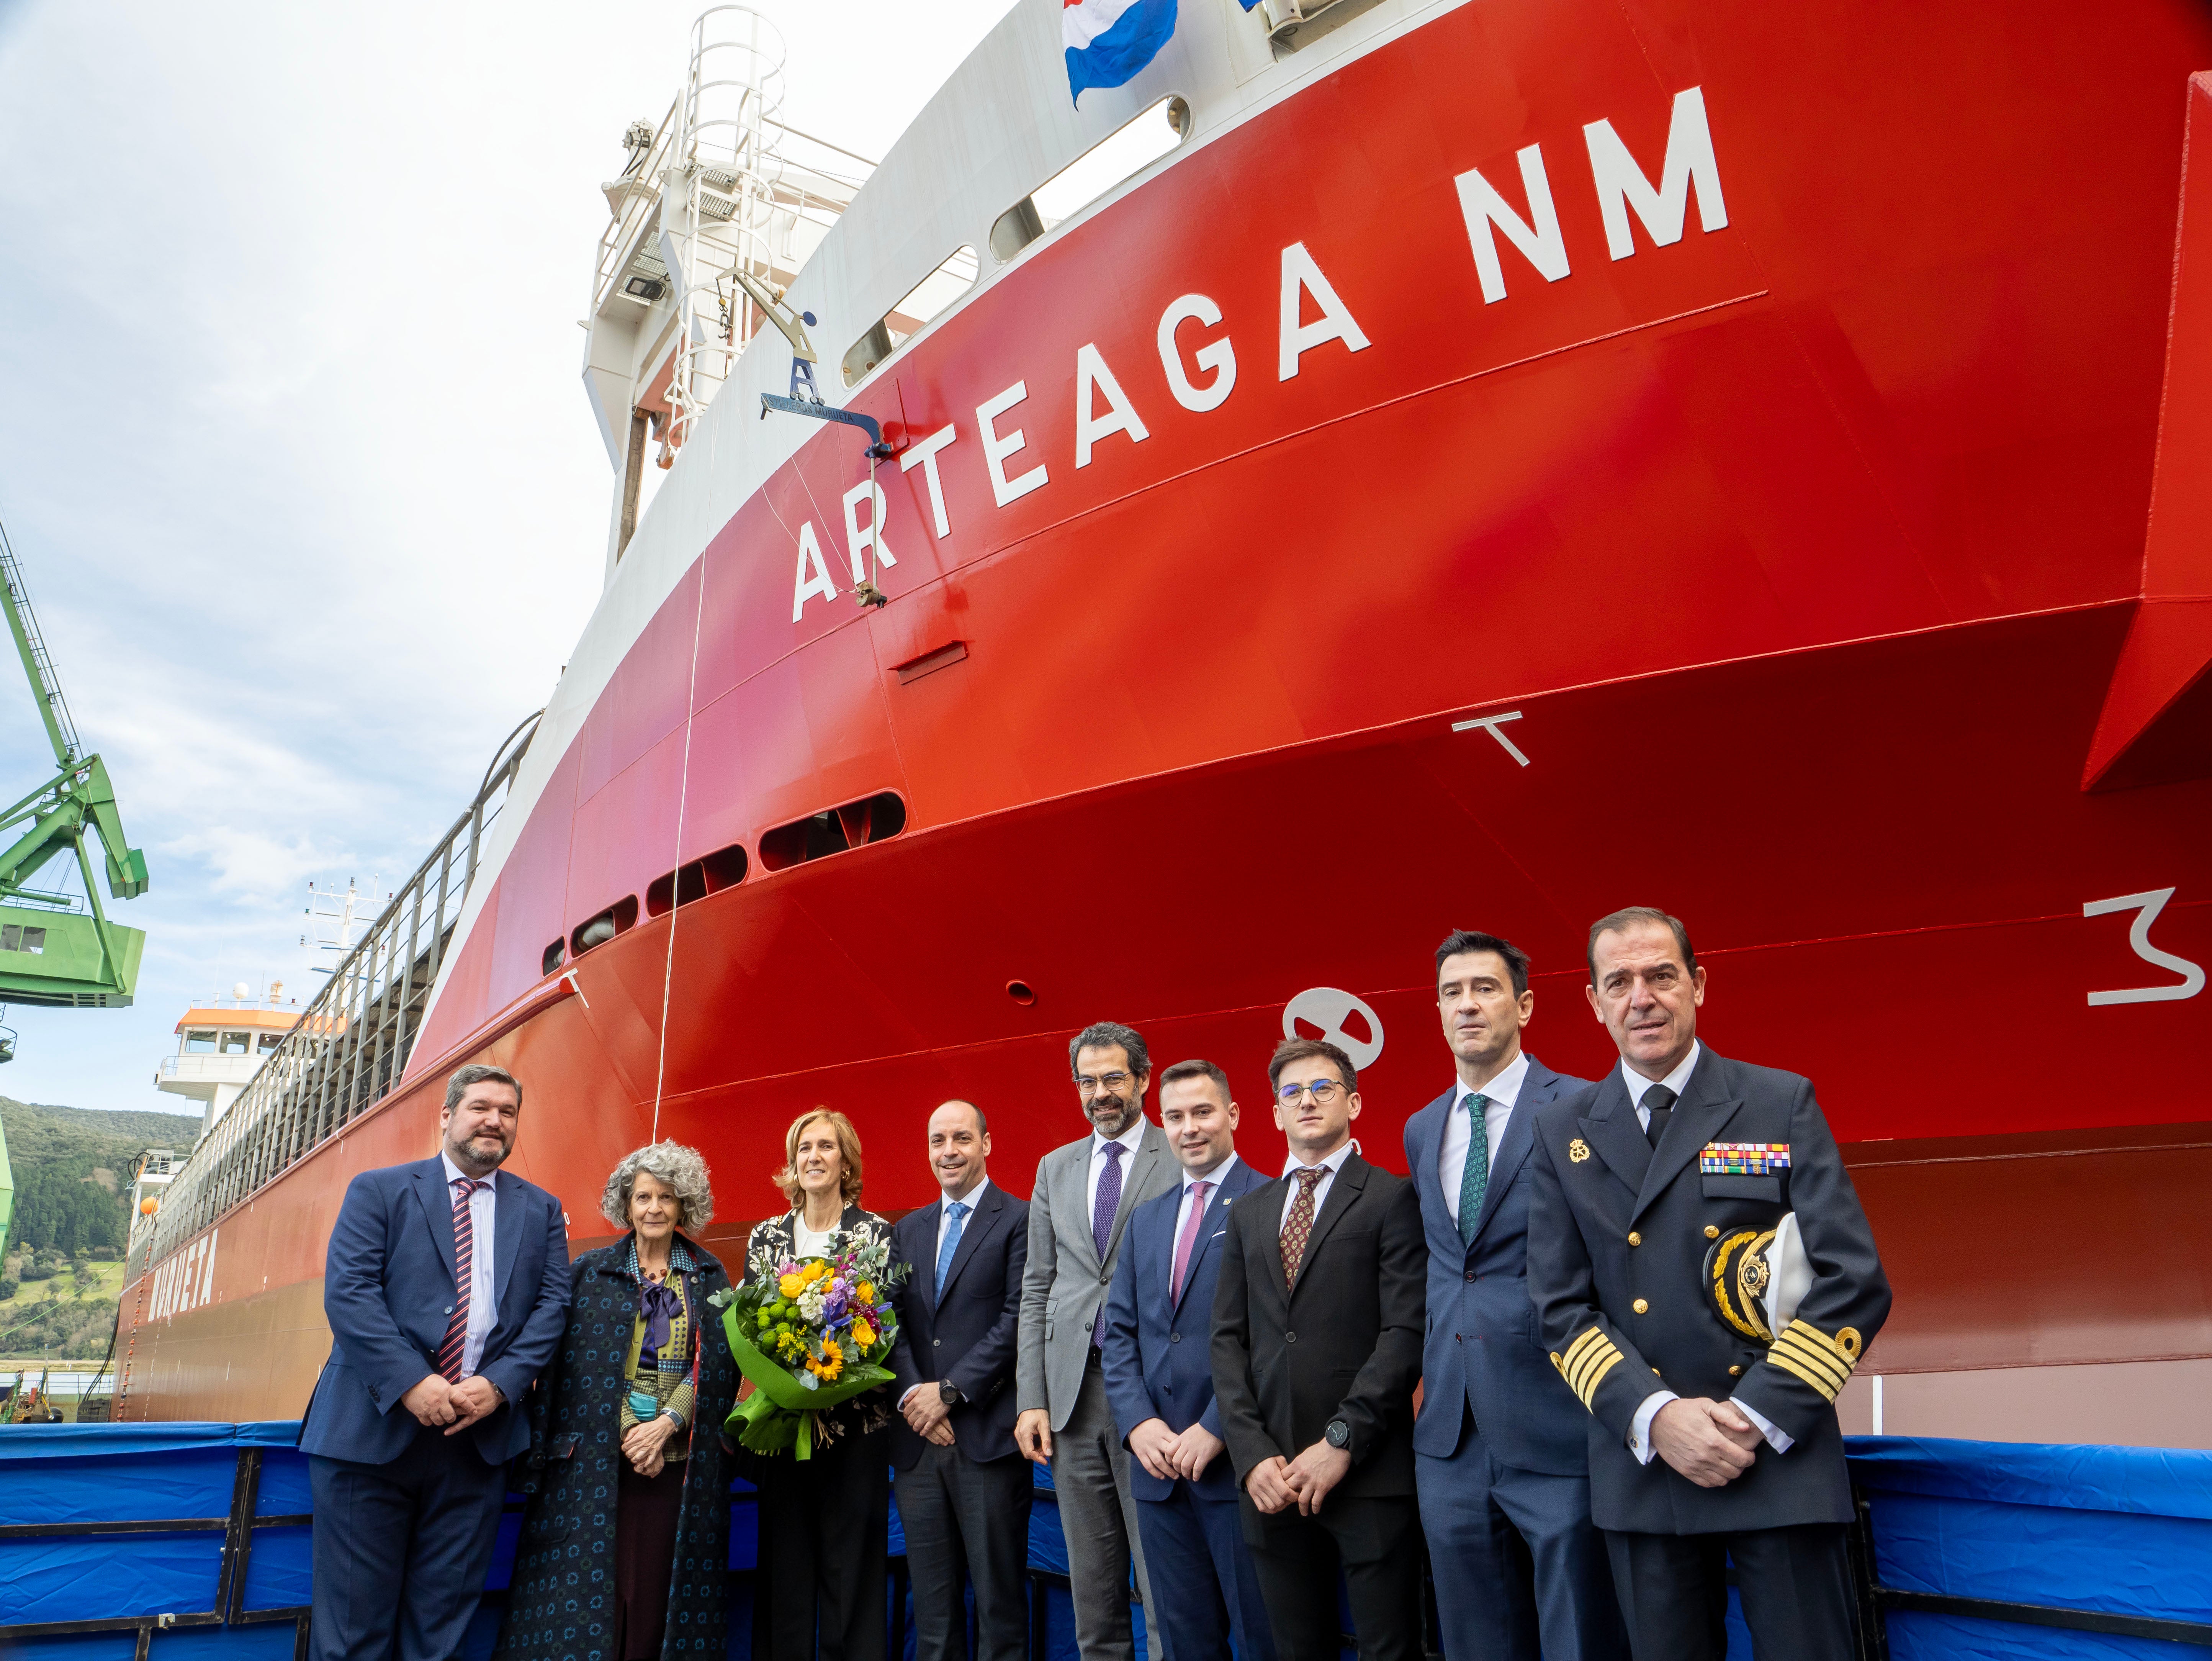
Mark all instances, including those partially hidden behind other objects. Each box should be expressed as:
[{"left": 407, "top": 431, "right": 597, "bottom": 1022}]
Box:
[{"left": 714, "top": 1234, "right": 907, "bottom": 1459}]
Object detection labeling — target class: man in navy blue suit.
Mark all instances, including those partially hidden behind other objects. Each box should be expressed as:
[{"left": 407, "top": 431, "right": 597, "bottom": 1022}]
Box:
[
  {"left": 1404, "top": 931, "right": 1628, "bottom": 1661},
  {"left": 300, "top": 1063, "right": 571, "bottom": 1661},
  {"left": 1102, "top": 1059, "right": 1277, "bottom": 1661},
  {"left": 888, "top": 1100, "right": 1033, "bottom": 1661}
]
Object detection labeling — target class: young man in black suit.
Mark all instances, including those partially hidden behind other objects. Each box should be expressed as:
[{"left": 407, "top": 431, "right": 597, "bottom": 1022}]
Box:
[
  {"left": 888, "top": 1100, "right": 1033, "bottom": 1661},
  {"left": 1210, "top": 1038, "right": 1427, "bottom": 1661},
  {"left": 1528, "top": 907, "right": 1891, "bottom": 1661}
]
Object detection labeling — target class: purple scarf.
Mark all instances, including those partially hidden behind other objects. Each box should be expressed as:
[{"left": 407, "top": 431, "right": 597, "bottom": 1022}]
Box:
[{"left": 638, "top": 1278, "right": 682, "bottom": 1366}]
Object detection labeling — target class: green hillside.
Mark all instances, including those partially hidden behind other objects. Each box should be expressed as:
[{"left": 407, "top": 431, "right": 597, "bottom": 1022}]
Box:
[
  {"left": 0, "top": 1099, "right": 200, "bottom": 1358},
  {"left": 2, "top": 1100, "right": 205, "bottom": 1166},
  {"left": 1, "top": 1096, "right": 201, "bottom": 1266}
]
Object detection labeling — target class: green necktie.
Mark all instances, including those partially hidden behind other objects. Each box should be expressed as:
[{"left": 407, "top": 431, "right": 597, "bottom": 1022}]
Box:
[{"left": 1458, "top": 1093, "right": 1490, "bottom": 1246}]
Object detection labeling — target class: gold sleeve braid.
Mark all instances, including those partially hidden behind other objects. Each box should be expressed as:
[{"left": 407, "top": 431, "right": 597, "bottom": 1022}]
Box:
[
  {"left": 1765, "top": 1319, "right": 1863, "bottom": 1403},
  {"left": 1550, "top": 1326, "right": 1625, "bottom": 1412}
]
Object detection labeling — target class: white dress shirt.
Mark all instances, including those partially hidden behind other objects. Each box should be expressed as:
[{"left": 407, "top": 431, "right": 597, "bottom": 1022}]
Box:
[
  {"left": 439, "top": 1153, "right": 497, "bottom": 1377},
  {"left": 1171, "top": 1154, "right": 1240, "bottom": 1259},
  {"left": 1279, "top": 1139, "right": 1356, "bottom": 1231},
  {"left": 1440, "top": 1050, "right": 1531, "bottom": 1224},
  {"left": 1086, "top": 1117, "right": 1151, "bottom": 1225},
  {"left": 932, "top": 1176, "right": 991, "bottom": 1263},
  {"left": 1618, "top": 1042, "right": 1794, "bottom": 1463},
  {"left": 1621, "top": 1041, "right": 1701, "bottom": 1132}
]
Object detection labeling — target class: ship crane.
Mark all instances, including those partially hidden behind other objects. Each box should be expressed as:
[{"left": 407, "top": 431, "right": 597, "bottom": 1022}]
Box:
[{"left": 0, "top": 511, "right": 151, "bottom": 1026}]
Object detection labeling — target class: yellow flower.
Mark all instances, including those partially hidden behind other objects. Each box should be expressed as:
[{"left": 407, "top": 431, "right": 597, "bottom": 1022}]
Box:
[
  {"left": 856, "top": 1281, "right": 875, "bottom": 1302},
  {"left": 849, "top": 1319, "right": 874, "bottom": 1349},
  {"left": 777, "top": 1273, "right": 805, "bottom": 1299},
  {"left": 805, "top": 1261, "right": 828, "bottom": 1283}
]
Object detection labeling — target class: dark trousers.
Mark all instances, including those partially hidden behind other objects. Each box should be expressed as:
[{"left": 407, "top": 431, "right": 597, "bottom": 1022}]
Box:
[
  {"left": 1051, "top": 1360, "right": 1159, "bottom": 1661},
  {"left": 1604, "top": 1523, "right": 1855, "bottom": 1661},
  {"left": 894, "top": 1441, "right": 1034, "bottom": 1661},
  {"left": 754, "top": 1425, "right": 891, "bottom": 1661},
  {"left": 1243, "top": 1494, "right": 1424, "bottom": 1661},
  {"left": 615, "top": 1457, "right": 685, "bottom": 1660},
  {"left": 1135, "top": 1482, "right": 1277, "bottom": 1661},
  {"left": 308, "top": 1424, "right": 507, "bottom": 1661},
  {"left": 1416, "top": 1410, "right": 1628, "bottom": 1661}
]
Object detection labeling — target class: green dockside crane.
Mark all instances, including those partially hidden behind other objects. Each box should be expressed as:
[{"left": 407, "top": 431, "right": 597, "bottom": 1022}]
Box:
[{"left": 0, "top": 513, "right": 149, "bottom": 1024}]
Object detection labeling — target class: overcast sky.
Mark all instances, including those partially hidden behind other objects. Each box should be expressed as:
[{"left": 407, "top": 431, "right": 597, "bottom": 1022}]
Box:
[{"left": 0, "top": 0, "right": 1014, "bottom": 1121}]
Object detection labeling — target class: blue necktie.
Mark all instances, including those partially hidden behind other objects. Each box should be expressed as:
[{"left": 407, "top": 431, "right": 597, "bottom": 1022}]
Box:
[{"left": 935, "top": 1200, "right": 969, "bottom": 1300}]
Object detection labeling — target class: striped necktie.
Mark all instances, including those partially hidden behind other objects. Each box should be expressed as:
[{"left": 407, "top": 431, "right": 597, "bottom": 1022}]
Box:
[{"left": 436, "top": 1177, "right": 486, "bottom": 1383}]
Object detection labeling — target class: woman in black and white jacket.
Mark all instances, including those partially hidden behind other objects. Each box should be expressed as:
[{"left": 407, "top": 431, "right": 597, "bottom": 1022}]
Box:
[{"left": 744, "top": 1107, "right": 899, "bottom": 1661}]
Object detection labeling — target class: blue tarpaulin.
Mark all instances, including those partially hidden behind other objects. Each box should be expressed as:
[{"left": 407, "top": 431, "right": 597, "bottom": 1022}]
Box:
[
  {"left": 0, "top": 1422, "right": 315, "bottom": 1661},
  {"left": 5, "top": 1423, "right": 2205, "bottom": 1659},
  {"left": 1844, "top": 1437, "right": 2212, "bottom": 1661}
]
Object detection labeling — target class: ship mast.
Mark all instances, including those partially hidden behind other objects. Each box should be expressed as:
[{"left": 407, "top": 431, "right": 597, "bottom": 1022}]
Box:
[{"left": 580, "top": 6, "right": 875, "bottom": 584}]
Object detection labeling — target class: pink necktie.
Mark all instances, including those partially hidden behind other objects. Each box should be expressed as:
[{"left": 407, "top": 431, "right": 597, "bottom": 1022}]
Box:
[{"left": 1171, "top": 1180, "right": 1212, "bottom": 1302}]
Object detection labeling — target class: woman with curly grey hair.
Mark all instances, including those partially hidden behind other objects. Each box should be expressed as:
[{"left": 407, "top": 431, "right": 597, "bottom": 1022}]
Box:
[{"left": 496, "top": 1141, "right": 737, "bottom": 1661}]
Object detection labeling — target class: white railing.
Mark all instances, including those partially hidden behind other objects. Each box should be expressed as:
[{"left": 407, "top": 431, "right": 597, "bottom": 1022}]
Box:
[
  {"left": 663, "top": 5, "right": 790, "bottom": 449},
  {"left": 128, "top": 713, "right": 540, "bottom": 1281},
  {"left": 158, "top": 1054, "right": 262, "bottom": 1084}
]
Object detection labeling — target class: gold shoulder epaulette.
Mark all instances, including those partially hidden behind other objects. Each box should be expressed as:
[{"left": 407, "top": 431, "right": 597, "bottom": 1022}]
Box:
[
  {"left": 1551, "top": 1326, "right": 1624, "bottom": 1412},
  {"left": 1765, "top": 1319, "right": 1864, "bottom": 1403}
]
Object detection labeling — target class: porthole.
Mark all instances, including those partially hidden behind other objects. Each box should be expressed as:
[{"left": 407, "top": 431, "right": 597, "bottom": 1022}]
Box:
[
  {"left": 570, "top": 895, "right": 640, "bottom": 958},
  {"left": 645, "top": 842, "right": 751, "bottom": 918},
  {"left": 990, "top": 96, "right": 1190, "bottom": 263},
  {"left": 758, "top": 791, "right": 908, "bottom": 873},
  {"left": 841, "top": 247, "right": 978, "bottom": 387}
]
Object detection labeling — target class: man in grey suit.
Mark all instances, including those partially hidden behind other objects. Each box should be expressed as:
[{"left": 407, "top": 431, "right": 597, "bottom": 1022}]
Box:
[{"left": 1018, "top": 1020, "right": 1177, "bottom": 1661}]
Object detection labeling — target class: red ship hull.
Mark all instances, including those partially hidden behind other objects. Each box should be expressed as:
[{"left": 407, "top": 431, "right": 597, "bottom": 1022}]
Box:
[{"left": 118, "top": 0, "right": 2212, "bottom": 1443}]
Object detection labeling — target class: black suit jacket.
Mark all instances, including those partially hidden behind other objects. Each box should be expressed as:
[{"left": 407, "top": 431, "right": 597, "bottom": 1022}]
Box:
[
  {"left": 1210, "top": 1152, "right": 1426, "bottom": 1509},
  {"left": 888, "top": 1181, "right": 1030, "bottom": 1468},
  {"left": 1527, "top": 1047, "right": 1891, "bottom": 1533}
]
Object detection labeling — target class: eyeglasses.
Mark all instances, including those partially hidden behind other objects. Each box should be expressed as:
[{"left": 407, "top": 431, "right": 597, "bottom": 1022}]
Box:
[
  {"left": 1276, "top": 1080, "right": 1347, "bottom": 1106},
  {"left": 1076, "top": 1072, "right": 1134, "bottom": 1096}
]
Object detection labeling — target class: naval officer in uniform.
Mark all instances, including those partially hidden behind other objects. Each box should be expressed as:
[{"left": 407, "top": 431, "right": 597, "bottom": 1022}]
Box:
[{"left": 1526, "top": 907, "right": 1890, "bottom": 1661}]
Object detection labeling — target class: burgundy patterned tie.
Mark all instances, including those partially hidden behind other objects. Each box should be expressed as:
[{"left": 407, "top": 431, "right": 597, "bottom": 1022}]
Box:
[
  {"left": 436, "top": 1178, "right": 485, "bottom": 1383},
  {"left": 1280, "top": 1166, "right": 1327, "bottom": 1288}
]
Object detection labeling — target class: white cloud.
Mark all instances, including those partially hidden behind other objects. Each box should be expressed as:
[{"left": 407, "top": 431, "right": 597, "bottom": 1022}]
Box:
[{"left": 0, "top": 0, "right": 1015, "bottom": 1111}]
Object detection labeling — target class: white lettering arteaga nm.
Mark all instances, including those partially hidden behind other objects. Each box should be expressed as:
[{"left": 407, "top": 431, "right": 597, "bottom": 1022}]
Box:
[{"left": 787, "top": 86, "right": 1731, "bottom": 622}]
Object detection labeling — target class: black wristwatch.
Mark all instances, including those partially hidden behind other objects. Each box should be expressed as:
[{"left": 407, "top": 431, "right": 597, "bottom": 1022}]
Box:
[
  {"left": 938, "top": 1380, "right": 962, "bottom": 1407},
  {"left": 1324, "top": 1418, "right": 1351, "bottom": 1450}
]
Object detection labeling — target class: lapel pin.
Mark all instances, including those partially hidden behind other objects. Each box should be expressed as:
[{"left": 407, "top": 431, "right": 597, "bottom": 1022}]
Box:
[{"left": 1568, "top": 1138, "right": 1592, "bottom": 1163}]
